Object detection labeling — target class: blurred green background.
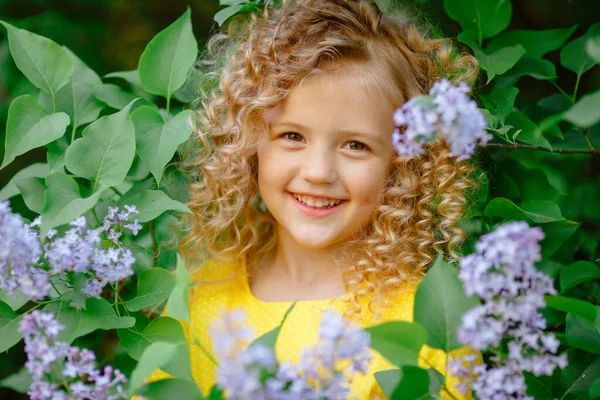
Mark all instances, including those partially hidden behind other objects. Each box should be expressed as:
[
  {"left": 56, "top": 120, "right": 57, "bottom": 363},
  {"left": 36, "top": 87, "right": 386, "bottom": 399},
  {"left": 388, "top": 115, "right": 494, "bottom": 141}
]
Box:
[{"left": 0, "top": 0, "right": 599, "bottom": 398}]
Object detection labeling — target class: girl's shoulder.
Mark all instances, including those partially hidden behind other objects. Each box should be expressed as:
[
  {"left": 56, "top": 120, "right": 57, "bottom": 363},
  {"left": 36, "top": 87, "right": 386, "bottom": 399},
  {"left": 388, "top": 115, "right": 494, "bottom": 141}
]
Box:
[
  {"left": 188, "top": 257, "right": 247, "bottom": 303},
  {"left": 376, "top": 280, "right": 420, "bottom": 323}
]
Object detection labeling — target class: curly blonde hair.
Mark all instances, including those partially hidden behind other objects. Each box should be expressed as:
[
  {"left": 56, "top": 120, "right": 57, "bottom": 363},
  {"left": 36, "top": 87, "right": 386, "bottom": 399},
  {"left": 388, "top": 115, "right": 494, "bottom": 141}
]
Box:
[{"left": 178, "top": 0, "right": 479, "bottom": 313}]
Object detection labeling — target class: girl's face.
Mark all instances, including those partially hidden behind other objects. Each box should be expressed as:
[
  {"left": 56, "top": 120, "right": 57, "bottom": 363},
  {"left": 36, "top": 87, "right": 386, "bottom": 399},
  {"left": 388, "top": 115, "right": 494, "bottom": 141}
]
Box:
[{"left": 257, "top": 66, "right": 396, "bottom": 250}]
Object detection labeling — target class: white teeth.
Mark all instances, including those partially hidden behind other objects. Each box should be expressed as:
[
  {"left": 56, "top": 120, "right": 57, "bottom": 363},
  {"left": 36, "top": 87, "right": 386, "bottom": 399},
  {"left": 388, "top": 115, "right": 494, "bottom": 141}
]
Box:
[{"left": 293, "top": 194, "right": 341, "bottom": 208}]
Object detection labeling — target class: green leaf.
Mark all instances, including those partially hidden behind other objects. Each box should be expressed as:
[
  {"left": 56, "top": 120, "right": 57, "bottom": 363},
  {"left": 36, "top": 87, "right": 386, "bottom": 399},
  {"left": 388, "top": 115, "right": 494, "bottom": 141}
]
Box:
[
  {"left": 0, "top": 162, "right": 48, "bottom": 201},
  {"left": 414, "top": 255, "right": 479, "bottom": 352},
  {"left": 486, "top": 26, "right": 578, "bottom": 59},
  {"left": 214, "top": 4, "right": 247, "bottom": 26},
  {"left": 251, "top": 302, "right": 296, "bottom": 350},
  {"left": 38, "top": 47, "right": 105, "bottom": 132},
  {"left": 131, "top": 106, "right": 194, "bottom": 186},
  {"left": 138, "top": 8, "right": 198, "bottom": 99},
  {"left": 566, "top": 312, "right": 600, "bottom": 354},
  {"left": 481, "top": 86, "right": 519, "bottom": 125},
  {"left": 545, "top": 295, "right": 597, "bottom": 323},
  {"left": 128, "top": 341, "right": 178, "bottom": 394},
  {"left": 563, "top": 90, "right": 600, "bottom": 128},
  {"left": 118, "top": 316, "right": 187, "bottom": 360},
  {"left": 506, "top": 58, "right": 557, "bottom": 80},
  {"left": 0, "top": 367, "right": 32, "bottom": 394},
  {"left": 93, "top": 83, "right": 140, "bottom": 110},
  {"left": 505, "top": 112, "right": 552, "bottom": 149},
  {"left": 483, "top": 198, "right": 564, "bottom": 223},
  {"left": 46, "top": 298, "right": 135, "bottom": 344},
  {"left": 105, "top": 70, "right": 143, "bottom": 89},
  {"left": 165, "top": 254, "right": 192, "bottom": 322},
  {"left": 15, "top": 177, "right": 46, "bottom": 214},
  {"left": 0, "top": 300, "right": 24, "bottom": 352},
  {"left": 590, "top": 376, "right": 600, "bottom": 398},
  {"left": 40, "top": 173, "right": 103, "bottom": 237},
  {"left": 540, "top": 220, "right": 580, "bottom": 259},
  {"left": 135, "top": 379, "right": 204, "bottom": 400},
  {"left": 375, "top": 366, "right": 431, "bottom": 400},
  {"left": 120, "top": 190, "right": 191, "bottom": 222},
  {"left": 65, "top": 99, "right": 137, "bottom": 191},
  {"left": 524, "top": 373, "right": 557, "bottom": 399},
  {"left": 586, "top": 35, "right": 600, "bottom": 64},
  {"left": 444, "top": 0, "right": 512, "bottom": 43},
  {"left": 47, "top": 137, "right": 69, "bottom": 173},
  {"left": 0, "top": 21, "right": 74, "bottom": 95},
  {"left": 125, "top": 268, "right": 177, "bottom": 311},
  {"left": 560, "top": 23, "right": 600, "bottom": 75},
  {"left": 467, "top": 43, "right": 525, "bottom": 83},
  {"left": 118, "top": 315, "right": 192, "bottom": 381},
  {"left": 559, "top": 261, "right": 600, "bottom": 294},
  {"left": 0, "top": 291, "right": 29, "bottom": 312},
  {"left": 559, "top": 349, "right": 600, "bottom": 396},
  {"left": 367, "top": 321, "right": 427, "bottom": 367},
  {"left": 1, "top": 95, "right": 70, "bottom": 170}
]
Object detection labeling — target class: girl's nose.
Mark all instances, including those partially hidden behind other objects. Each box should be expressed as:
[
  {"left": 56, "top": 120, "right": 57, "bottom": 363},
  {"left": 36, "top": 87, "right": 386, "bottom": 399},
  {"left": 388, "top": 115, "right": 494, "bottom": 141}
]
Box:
[{"left": 300, "top": 147, "right": 338, "bottom": 184}]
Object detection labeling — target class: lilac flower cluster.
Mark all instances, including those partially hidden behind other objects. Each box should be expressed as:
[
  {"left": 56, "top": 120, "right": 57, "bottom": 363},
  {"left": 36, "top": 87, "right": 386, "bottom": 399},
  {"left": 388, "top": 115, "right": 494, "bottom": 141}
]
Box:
[
  {"left": 0, "top": 202, "right": 49, "bottom": 300},
  {"left": 392, "top": 79, "right": 491, "bottom": 160},
  {"left": 19, "top": 310, "right": 127, "bottom": 400},
  {"left": 0, "top": 200, "right": 139, "bottom": 302},
  {"left": 45, "top": 206, "right": 139, "bottom": 298},
  {"left": 211, "top": 310, "right": 372, "bottom": 400},
  {"left": 451, "top": 221, "right": 568, "bottom": 399}
]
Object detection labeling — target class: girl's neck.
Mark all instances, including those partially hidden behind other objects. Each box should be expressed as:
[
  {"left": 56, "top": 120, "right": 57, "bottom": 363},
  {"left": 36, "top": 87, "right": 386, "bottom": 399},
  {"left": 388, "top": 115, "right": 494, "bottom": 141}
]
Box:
[{"left": 250, "top": 227, "right": 348, "bottom": 302}]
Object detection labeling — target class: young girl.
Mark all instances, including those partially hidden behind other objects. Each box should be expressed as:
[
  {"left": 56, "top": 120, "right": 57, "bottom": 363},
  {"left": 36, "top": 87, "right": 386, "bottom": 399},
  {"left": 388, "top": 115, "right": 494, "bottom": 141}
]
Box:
[{"left": 155, "top": 0, "right": 479, "bottom": 398}]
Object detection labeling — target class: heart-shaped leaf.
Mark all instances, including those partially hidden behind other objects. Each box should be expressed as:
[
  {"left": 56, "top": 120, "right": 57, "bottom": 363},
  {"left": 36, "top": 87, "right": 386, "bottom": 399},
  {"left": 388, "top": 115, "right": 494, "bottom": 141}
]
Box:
[
  {"left": 444, "top": 0, "right": 512, "bottom": 43},
  {"left": 125, "top": 268, "right": 177, "bottom": 311},
  {"left": 0, "top": 162, "right": 48, "bottom": 201},
  {"left": 0, "top": 21, "right": 74, "bottom": 96},
  {"left": 414, "top": 255, "right": 479, "bottom": 352},
  {"left": 65, "top": 99, "right": 137, "bottom": 192},
  {"left": 138, "top": 8, "right": 198, "bottom": 99},
  {"left": 132, "top": 106, "right": 194, "bottom": 186},
  {"left": 120, "top": 190, "right": 191, "bottom": 222},
  {"left": 40, "top": 173, "right": 104, "bottom": 237},
  {"left": 1, "top": 95, "right": 69, "bottom": 170},
  {"left": 0, "top": 301, "right": 25, "bottom": 353}
]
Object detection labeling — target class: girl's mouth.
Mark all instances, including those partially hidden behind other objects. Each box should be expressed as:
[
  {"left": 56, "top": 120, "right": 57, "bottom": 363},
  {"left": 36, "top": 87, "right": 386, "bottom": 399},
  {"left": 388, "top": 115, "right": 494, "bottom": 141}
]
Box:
[{"left": 289, "top": 192, "right": 346, "bottom": 217}]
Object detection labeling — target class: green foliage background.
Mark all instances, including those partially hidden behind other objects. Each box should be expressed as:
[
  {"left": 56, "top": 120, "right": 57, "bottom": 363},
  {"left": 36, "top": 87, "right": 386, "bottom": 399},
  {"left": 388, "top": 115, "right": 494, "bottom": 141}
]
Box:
[{"left": 0, "top": 0, "right": 599, "bottom": 399}]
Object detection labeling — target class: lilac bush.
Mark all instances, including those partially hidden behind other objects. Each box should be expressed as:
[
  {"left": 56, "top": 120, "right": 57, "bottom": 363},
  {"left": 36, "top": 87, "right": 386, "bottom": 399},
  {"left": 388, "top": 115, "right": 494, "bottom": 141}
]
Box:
[
  {"left": 392, "top": 79, "right": 491, "bottom": 160},
  {"left": 211, "top": 310, "right": 372, "bottom": 400},
  {"left": 0, "top": 201, "right": 139, "bottom": 302},
  {"left": 450, "top": 221, "right": 568, "bottom": 399},
  {"left": 19, "top": 310, "right": 128, "bottom": 400}
]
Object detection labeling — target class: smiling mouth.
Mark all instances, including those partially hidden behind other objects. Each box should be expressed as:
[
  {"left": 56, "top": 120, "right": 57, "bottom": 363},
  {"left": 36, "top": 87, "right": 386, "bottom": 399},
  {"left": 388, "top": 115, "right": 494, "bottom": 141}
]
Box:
[{"left": 291, "top": 193, "right": 344, "bottom": 208}]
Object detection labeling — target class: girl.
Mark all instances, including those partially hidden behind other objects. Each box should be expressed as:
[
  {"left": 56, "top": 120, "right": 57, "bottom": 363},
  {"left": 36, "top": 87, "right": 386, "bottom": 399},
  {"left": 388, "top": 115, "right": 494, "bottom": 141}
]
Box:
[{"left": 155, "top": 0, "right": 479, "bottom": 398}]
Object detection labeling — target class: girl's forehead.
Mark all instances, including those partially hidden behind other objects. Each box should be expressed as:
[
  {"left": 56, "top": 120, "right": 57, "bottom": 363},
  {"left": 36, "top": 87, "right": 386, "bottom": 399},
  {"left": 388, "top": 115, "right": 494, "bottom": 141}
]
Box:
[{"left": 266, "top": 66, "right": 396, "bottom": 124}]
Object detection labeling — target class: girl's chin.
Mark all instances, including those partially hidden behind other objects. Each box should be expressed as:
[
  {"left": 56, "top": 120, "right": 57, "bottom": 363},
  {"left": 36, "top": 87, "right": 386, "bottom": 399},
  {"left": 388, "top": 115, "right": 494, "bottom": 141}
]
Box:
[{"left": 289, "top": 231, "right": 347, "bottom": 250}]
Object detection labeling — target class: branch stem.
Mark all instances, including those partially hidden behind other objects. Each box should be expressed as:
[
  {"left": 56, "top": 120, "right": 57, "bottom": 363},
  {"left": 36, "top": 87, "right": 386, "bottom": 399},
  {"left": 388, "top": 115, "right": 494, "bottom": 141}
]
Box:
[{"left": 484, "top": 142, "right": 600, "bottom": 156}]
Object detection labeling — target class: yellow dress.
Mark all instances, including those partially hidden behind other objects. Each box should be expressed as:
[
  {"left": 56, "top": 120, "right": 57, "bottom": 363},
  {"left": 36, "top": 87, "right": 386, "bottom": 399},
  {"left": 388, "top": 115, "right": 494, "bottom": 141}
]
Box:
[{"left": 148, "top": 257, "right": 475, "bottom": 399}]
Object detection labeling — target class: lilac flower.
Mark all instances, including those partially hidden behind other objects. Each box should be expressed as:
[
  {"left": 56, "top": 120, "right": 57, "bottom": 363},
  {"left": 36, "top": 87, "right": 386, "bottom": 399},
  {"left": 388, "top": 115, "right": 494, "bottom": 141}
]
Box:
[
  {"left": 212, "top": 309, "right": 372, "bottom": 400},
  {"left": 0, "top": 201, "right": 49, "bottom": 300},
  {"left": 392, "top": 79, "right": 491, "bottom": 160},
  {"left": 19, "top": 310, "right": 128, "bottom": 400},
  {"left": 452, "top": 221, "right": 567, "bottom": 399}
]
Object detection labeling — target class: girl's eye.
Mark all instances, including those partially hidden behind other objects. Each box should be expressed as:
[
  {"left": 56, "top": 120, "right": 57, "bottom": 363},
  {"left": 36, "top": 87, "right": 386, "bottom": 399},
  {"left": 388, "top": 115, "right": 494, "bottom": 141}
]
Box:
[
  {"left": 283, "top": 132, "right": 304, "bottom": 142},
  {"left": 345, "top": 141, "right": 367, "bottom": 151}
]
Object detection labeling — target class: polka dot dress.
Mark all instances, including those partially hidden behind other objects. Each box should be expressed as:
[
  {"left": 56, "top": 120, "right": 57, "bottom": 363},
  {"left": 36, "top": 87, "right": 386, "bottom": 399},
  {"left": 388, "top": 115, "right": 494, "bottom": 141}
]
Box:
[{"left": 146, "top": 257, "right": 477, "bottom": 399}]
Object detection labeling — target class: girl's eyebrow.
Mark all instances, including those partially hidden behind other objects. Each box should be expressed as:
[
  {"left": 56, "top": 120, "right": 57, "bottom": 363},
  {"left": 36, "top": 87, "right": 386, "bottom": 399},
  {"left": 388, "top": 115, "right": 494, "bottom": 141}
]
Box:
[{"left": 272, "top": 121, "right": 385, "bottom": 146}]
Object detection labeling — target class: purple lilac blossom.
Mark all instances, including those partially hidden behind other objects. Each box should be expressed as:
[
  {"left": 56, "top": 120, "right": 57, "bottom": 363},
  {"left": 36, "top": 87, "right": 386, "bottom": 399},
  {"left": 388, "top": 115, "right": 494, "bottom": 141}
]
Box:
[
  {"left": 42, "top": 206, "right": 140, "bottom": 301},
  {"left": 451, "top": 221, "right": 568, "bottom": 399},
  {"left": 0, "top": 201, "right": 50, "bottom": 300},
  {"left": 19, "top": 310, "right": 127, "bottom": 400},
  {"left": 392, "top": 79, "right": 491, "bottom": 160},
  {"left": 212, "top": 309, "right": 372, "bottom": 400}
]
